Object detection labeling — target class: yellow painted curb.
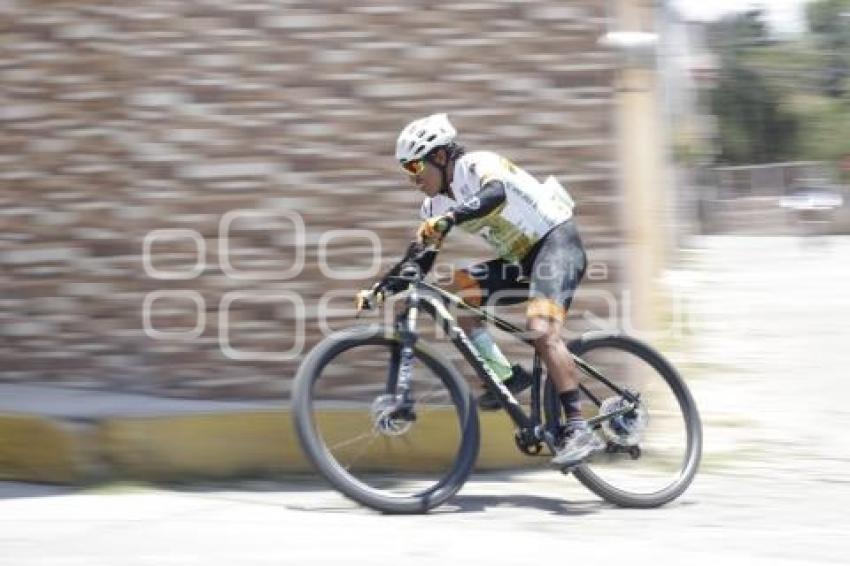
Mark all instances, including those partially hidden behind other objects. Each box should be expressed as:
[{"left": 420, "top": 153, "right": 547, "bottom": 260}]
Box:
[
  {"left": 99, "top": 411, "right": 309, "bottom": 481},
  {"left": 0, "top": 415, "right": 91, "bottom": 483},
  {"left": 477, "top": 411, "right": 545, "bottom": 470},
  {"left": 99, "top": 409, "right": 538, "bottom": 481},
  {"left": 1, "top": 409, "right": 542, "bottom": 483}
]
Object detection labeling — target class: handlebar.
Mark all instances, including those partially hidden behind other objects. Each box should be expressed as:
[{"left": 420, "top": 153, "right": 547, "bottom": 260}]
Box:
[{"left": 356, "top": 240, "right": 441, "bottom": 317}]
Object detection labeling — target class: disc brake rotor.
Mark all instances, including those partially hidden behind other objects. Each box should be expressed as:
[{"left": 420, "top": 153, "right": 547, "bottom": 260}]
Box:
[{"left": 370, "top": 394, "right": 415, "bottom": 436}]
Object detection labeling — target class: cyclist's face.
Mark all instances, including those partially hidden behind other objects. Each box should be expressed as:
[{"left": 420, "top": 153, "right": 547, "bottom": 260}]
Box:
[
  {"left": 406, "top": 151, "right": 445, "bottom": 197},
  {"left": 409, "top": 161, "right": 440, "bottom": 196}
]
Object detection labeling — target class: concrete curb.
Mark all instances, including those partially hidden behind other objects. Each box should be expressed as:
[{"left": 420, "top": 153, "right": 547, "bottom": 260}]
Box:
[{"left": 0, "top": 409, "right": 539, "bottom": 484}]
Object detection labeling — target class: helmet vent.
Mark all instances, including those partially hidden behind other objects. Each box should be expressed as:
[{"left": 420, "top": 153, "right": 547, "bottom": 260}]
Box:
[{"left": 395, "top": 113, "right": 457, "bottom": 162}]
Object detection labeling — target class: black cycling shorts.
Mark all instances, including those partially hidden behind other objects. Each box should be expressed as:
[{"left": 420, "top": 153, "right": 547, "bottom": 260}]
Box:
[{"left": 457, "top": 219, "right": 587, "bottom": 317}]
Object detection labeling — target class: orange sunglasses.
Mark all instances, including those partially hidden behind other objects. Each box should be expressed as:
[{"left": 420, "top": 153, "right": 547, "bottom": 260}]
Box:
[{"left": 400, "top": 159, "right": 426, "bottom": 176}]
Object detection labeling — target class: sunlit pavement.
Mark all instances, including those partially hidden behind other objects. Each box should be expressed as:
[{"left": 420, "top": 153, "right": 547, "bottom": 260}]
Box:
[
  {"left": 671, "top": 236, "right": 850, "bottom": 480},
  {"left": 2, "top": 236, "right": 849, "bottom": 565},
  {"left": 1, "top": 469, "right": 846, "bottom": 566}
]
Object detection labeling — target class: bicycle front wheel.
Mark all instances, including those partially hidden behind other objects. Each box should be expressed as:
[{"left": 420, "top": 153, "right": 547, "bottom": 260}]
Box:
[
  {"left": 545, "top": 333, "right": 702, "bottom": 508},
  {"left": 292, "top": 325, "right": 480, "bottom": 514}
]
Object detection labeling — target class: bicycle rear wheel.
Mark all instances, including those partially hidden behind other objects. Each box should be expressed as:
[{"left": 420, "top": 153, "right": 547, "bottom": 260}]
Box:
[
  {"left": 545, "top": 333, "right": 702, "bottom": 508},
  {"left": 292, "top": 325, "right": 480, "bottom": 514}
]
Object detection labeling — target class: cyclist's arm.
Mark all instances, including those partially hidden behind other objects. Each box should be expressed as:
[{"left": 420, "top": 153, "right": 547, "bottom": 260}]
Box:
[
  {"left": 374, "top": 179, "right": 505, "bottom": 295},
  {"left": 373, "top": 242, "right": 438, "bottom": 295},
  {"left": 448, "top": 179, "right": 506, "bottom": 224}
]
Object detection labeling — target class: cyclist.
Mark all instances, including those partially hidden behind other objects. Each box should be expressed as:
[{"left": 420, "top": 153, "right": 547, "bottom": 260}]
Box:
[{"left": 356, "top": 113, "right": 603, "bottom": 466}]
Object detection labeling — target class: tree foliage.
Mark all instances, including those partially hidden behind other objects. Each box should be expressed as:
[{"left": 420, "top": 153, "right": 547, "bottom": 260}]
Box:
[
  {"left": 806, "top": 0, "right": 849, "bottom": 97},
  {"left": 707, "top": 10, "right": 800, "bottom": 164},
  {"left": 806, "top": 0, "right": 850, "bottom": 47}
]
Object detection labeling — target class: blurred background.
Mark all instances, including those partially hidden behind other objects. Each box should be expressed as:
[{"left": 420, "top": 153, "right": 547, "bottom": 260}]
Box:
[
  {"left": 0, "top": 0, "right": 848, "bottom": 479},
  {"left": 2, "top": 0, "right": 628, "bottom": 399}
]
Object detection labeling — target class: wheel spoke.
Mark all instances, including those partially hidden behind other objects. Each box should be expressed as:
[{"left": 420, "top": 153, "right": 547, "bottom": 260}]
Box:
[
  {"left": 547, "top": 335, "right": 701, "bottom": 507},
  {"left": 326, "top": 426, "right": 380, "bottom": 453},
  {"left": 339, "top": 430, "right": 383, "bottom": 471},
  {"left": 411, "top": 385, "right": 451, "bottom": 416},
  {"left": 293, "top": 331, "right": 479, "bottom": 512}
]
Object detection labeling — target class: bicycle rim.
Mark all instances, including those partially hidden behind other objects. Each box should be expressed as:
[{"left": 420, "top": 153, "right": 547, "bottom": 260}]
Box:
[
  {"left": 295, "top": 330, "right": 477, "bottom": 510},
  {"left": 550, "top": 334, "right": 702, "bottom": 507}
]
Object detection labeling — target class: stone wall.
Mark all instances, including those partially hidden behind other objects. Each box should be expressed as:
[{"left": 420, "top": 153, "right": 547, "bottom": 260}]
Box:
[{"left": 0, "top": 1, "right": 624, "bottom": 398}]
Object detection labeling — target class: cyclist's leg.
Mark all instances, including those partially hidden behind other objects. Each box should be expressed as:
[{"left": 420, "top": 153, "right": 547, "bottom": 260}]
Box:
[
  {"left": 523, "top": 220, "right": 601, "bottom": 464},
  {"left": 525, "top": 219, "right": 587, "bottom": 398},
  {"left": 443, "top": 259, "right": 526, "bottom": 335},
  {"left": 445, "top": 260, "right": 528, "bottom": 388}
]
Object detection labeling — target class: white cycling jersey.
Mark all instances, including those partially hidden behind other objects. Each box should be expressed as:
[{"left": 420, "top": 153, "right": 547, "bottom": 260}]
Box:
[{"left": 419, "top": 151, "right": 574, "bottom": 262}]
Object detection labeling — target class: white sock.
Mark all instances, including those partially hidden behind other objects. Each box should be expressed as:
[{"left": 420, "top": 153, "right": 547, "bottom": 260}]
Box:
[{"left": 469, "top": 328, "right": 513, "bottom": 381}]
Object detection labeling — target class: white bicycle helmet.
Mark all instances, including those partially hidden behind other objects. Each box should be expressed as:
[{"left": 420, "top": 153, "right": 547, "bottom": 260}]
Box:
[{"left": 395, "top": 113, "right": 457, "bottom": 163}]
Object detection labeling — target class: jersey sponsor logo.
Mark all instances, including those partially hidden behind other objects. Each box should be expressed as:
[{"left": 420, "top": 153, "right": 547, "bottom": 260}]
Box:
[{"left": 437, "top": 152, "right": 573, "bottom": 261}]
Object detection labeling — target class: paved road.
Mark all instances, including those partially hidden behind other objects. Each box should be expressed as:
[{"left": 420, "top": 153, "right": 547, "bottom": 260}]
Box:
[
  {"left": 0, "top": 468, "right": 846, "bottom": 566},
  {"left": 2, "top": 236, "right": 849, "bottom": 565}
]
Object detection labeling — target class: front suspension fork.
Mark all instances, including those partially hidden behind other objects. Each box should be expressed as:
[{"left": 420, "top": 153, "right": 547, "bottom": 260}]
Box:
[{"left": 388, "top": 290, "right": 420, "bottom": 414}]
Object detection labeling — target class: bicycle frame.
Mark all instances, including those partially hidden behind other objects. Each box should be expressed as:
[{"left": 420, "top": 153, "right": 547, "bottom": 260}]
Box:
[{"left": 386, "top": 275, "right": 640, "bottom": 454}]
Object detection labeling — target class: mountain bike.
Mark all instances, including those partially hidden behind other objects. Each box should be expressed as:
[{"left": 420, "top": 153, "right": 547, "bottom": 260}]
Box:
[{"left": 292, "top": 243, "right": 702, "bottom": 514}]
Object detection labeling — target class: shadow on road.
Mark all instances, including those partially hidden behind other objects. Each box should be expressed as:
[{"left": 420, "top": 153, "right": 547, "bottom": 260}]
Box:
[
  {"left": 445, "top": 493, "right": 603, "bottom": 516},
  {"left": 0, "top": 482, "right": 77, "bottom": 501}
]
